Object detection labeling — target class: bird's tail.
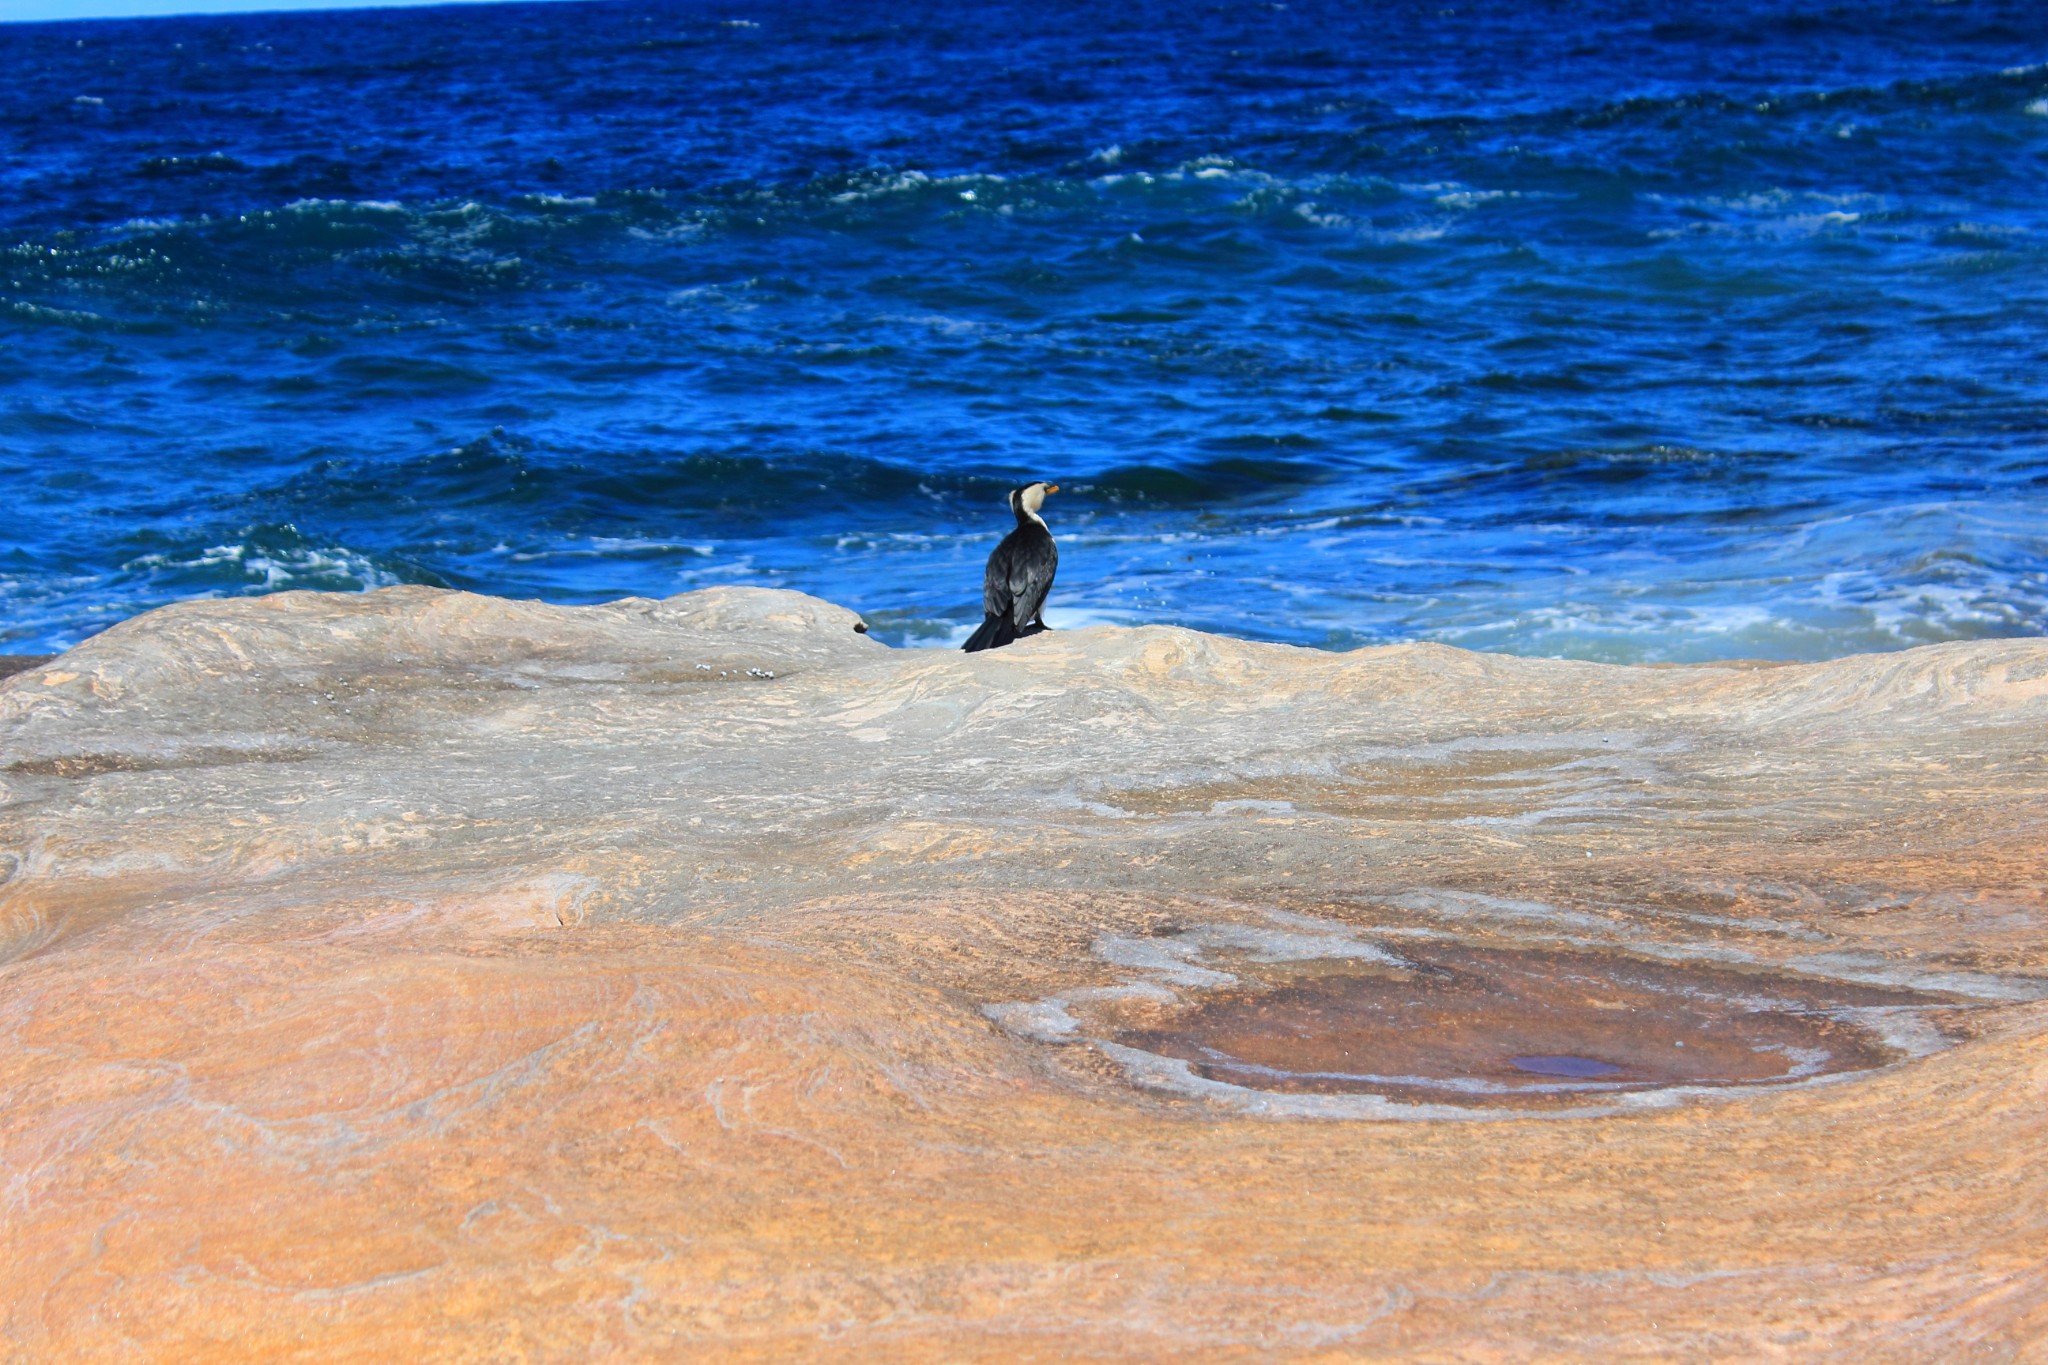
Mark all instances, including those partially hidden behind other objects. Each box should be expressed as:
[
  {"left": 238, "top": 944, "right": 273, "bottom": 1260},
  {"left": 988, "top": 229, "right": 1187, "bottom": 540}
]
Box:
[{"left": 962, "top": 614, "right": 1018, "bottom": 653}]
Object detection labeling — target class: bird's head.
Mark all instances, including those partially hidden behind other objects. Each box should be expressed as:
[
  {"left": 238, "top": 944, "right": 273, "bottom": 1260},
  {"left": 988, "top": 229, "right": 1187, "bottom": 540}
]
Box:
[{"left": 1011, "top": 481, "right": 1059, "bottom": 516}]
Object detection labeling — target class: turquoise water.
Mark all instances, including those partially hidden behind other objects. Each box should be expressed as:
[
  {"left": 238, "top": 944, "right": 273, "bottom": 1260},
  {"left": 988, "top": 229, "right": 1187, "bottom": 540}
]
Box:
[{"left": 4, "top": 0, "right": 2046, "bottom": 659}]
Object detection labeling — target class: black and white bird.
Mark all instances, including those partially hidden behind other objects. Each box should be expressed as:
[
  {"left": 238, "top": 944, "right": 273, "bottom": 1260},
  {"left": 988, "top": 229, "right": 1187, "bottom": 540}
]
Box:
[{"left": 962, "top": 481, "right": 1059, "bottom": 652}]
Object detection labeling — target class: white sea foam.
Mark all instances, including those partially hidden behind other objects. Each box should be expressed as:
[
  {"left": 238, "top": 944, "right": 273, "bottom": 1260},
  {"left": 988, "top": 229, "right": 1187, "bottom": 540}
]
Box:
[
  {"left": 914, "top": 603, "right": 1145, "bottom": 651},
  {"left": 123, "top": 539, "right": 401, "bottom": 593},
  {"left": 1433, "top": 188, "right": 1512, "bottom": 209},
  {"left": 1292, "top": 201, "right": 1351, "bottom": 229},
  {"left": 827, "top": 169, "right": 1005, "bottom": 205},
  {"left": 264, "top": 198, "right": 410, "bottom": 227},
  {"left": 10, "top": 299, "right": 104, "bottom": 325},
  {"left": 664, "top": 281, "right": 755, "bottom": 310},
  {"left": 875, "top": 312, "right": 990, "bottom": 337},
  {"left": 1039, "top": 605, "right": 1147, "bottom": 633},
  {"left": 630, "top": 220, "right": 708, "bottom": 243},
  {"left": 508, "top": 538, "right": 713, "bottom": 562},
  {"left": 1360, "top": 222, "right": 1450, "bottom": 243}
]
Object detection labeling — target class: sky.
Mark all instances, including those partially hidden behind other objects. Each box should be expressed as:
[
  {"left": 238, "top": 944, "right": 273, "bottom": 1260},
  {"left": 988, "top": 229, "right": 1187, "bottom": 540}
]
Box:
[{"left": 1, "top": 0, "right": 563, "bottom": 21}]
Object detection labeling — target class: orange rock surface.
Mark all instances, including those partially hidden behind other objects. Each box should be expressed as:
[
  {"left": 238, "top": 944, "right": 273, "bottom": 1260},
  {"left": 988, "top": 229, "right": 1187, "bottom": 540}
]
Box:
[{"left": 3, "top": 587, "right": 2045, "bottom": 1360}]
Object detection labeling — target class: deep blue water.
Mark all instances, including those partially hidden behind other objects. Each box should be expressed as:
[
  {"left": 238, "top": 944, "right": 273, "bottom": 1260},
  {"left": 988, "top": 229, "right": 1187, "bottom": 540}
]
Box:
[{"left": 4, "top": 0, "right": 2046, "bottom": 659}]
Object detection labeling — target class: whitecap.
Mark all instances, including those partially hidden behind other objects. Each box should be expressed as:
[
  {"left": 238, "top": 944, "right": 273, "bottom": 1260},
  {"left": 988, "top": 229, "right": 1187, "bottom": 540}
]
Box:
[{"left": 1433, "top": 188, "right": 1513, "bottom": 209}]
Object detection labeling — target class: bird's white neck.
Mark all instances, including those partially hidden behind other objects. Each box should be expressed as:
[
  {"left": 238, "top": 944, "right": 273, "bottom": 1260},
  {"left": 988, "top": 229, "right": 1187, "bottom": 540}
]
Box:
[{"left": 1013, "top": 485, "right": 1049, "bottom": 528}]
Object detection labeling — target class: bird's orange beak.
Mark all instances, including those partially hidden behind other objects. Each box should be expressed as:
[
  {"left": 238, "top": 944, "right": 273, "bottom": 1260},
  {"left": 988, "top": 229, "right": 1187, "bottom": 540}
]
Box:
[{"left": 1046, "top": 484, "right": 1059, "bottom": 493}]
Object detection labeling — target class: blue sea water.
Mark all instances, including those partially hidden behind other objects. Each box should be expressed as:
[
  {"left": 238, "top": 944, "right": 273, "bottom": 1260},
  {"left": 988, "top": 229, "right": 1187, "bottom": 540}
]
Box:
[{"left": 3, "top": 0, "right": 2046, "bottom": 660}]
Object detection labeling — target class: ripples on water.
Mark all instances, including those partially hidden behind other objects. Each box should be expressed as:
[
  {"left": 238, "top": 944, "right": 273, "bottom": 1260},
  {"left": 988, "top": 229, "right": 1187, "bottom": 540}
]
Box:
[{"left": 3, "top": 0, "right": 2045, "bottom": 659}]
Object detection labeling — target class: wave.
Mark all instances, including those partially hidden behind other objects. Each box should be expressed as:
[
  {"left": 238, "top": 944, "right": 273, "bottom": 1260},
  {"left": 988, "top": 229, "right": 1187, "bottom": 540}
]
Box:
[
  {"left": 279, "top": 434, "right": 1012, "bottom": 528},
  {"left": 0, "top": 525, "right": 431, "bottom": 652},
  {"left": 276, "top": 435, "right": 1361, "bottom": 533},
  {"left": 119, "top": 524, "right": 419, "bottom": 594},
  {"left": 7, "top": 112, "right": 2042, "bottom": 332},
  {"left": 1085, "top": 456, "right": 1335, "bottom": 506}
]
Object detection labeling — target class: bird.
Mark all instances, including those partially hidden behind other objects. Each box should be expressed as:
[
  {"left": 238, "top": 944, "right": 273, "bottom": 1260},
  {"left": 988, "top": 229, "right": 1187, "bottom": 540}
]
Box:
[{"left": 963, "top": 481, "right": 1059, "bottom": 652}]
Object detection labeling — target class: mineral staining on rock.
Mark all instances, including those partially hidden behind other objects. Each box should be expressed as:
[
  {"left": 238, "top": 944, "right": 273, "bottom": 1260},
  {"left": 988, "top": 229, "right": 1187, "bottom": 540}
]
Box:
[{"left": 3, "top": 586, "right": 2047, "bottom": 1358}]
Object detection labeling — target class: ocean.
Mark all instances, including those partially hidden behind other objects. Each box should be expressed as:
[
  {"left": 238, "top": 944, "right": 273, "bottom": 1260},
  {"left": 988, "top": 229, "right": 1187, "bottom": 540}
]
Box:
[{"left": 4, "top": 0, "right": 2046, "bottom": 660}]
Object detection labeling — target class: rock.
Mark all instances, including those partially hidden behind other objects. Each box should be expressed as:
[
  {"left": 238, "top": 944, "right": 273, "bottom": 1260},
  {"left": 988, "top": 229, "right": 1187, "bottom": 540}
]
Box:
[{"left": 3, "top": 586, "right": 2045, "bottom": 1358}]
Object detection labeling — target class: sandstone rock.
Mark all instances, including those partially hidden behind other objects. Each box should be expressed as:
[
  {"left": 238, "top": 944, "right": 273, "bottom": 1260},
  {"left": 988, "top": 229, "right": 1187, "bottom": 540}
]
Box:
[{"left": 3, "top": 586, "right": 2044, "bottom": 1359}]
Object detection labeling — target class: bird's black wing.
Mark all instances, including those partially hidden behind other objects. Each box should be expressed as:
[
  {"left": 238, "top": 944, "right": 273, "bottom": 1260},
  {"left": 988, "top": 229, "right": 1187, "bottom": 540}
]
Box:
[
  {"left": 1005, "top": 530, "right": 1057, "bottom": 629},
  {"left": 983, "top": 532, "right": 1021, "bottom": 619}
]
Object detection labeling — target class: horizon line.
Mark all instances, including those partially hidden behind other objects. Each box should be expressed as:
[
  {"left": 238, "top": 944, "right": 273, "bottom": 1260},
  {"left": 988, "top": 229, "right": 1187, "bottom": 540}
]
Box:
[{"left": 2, "top": 0, "right": 592, "bottom": 25}]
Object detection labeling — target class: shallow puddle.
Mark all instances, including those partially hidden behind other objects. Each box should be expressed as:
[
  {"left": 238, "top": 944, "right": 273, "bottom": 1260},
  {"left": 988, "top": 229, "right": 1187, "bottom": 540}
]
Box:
[{"left": 1095, "top": 943, "right": 1946, "bottom": 1111}]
